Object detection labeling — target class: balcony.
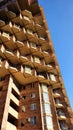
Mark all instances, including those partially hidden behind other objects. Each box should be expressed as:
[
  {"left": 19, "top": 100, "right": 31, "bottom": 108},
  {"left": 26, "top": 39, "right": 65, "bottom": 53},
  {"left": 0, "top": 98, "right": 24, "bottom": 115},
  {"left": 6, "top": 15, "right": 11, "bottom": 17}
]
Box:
[
  {"left": 3, "top": 36, "right": 16, "bottom": 51},
  {"left": 15, "top": 28, "right": 26, "bottom": 42},
  {"left": 27, "top": 29, "right": 33, "bottom": 35},
  {"left": 53, "top": 93, "right": 60, "bottom": 98},
  {"left": 0, "top": 20, "right": 5, "bottom": 27},
  {"left": 9, "top": 106, "right": 18, "bottom": 119},
  {"left": 23, "top": 16, "right": 30, "bottom": 21},
  {"left": 6, "top": 122, "right": 17, "bottom": 130},
  {"left": 21, "top": 10, "right": 32, "bottom": 19},
  {"left": 12, "top": 83, "right": 20, "bottom": 95},
  {"left": 12, "top": 14, "right": 23, "bottom": 26},
  {"left": 58, "top": 115, "right": 66, "bottom": 120},
  {"left": 0, "top": 44, "right": 5, "bottom": 53},
  {"left": 1, "top": 22, "right": 13, "bottom": 34},
  {"left": 55, "top": 103, "right": 63, "bottom": 108},
  {"left": 10, "top": 94, "right": 19, "bottom": 106},
  {"left": 0, "top": 32, "right": 10, "bottom": 42},
  {"left": 11, "top": 24, "right": 21, "bottom": 34},
  {"left": 7, "top": 11, "right": 16, "bottom": 19}
]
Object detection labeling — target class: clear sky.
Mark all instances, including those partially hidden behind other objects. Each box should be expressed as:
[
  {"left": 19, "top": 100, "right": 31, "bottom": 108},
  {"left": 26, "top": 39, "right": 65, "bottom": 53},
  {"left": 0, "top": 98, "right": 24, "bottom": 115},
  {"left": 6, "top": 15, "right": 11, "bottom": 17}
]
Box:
[{"left": 38, "top": 0, "right": 73, "bottom": 110}]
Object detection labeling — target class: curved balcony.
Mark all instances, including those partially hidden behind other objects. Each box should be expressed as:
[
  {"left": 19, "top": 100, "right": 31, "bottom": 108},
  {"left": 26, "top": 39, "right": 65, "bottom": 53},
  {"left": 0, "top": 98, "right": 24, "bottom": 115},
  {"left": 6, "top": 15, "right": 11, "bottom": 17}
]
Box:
[
  {"left": 0, "top": 44, "right": 5, "bottom": 58},
  {"left": 21, "top": 10, "right": 32, "bottom": 26},
  {"left": 53, "top": 93, "right": 60, "bottom": 98},
  {"left": 4, "top": 36, "right": 16, "bottom": 51},
  {"left": 10, "top": 23, "right": 21, "bottom": 34},
  {"left": 0, "top": 32, "right": 10, "bottom": 42},
  {"left": 55, "top": 103, "right": 64, "bottom": 108},
  {"left": 34, "top": 15, "right": 43, "bottom": 26},
  {"left": 1, "top": 22, "right": 13, "bottom": 34},
  {"left": 12, "top": 14, "right": 23, "bottom": 26},
  {"left": 0, "top": 60, "right": 9, "bottom": 77},
  {"left": 6, "top": 10, "right": 16, "bottom": 19},
  {"left": 0, "top": 20, "right": 5, "bottom": 27},
  {"left": 4, "top": 49, "right": 20, "bottom": 64},
  {"left": 36, "top": 23, "right": 46, "bottom": 38},
  {"left": 58, "top": 115, "right": 66, "bottom": 120},
  {"left": 14, "top": 28, "right": 26, "bottom": 42},
  {"left": 16, "top": 41, "right": 30, "bottom": 55},
  {"left": 25, "top": 21, "right": 35, "bottom": 32},
  {"left": 22, "top": 15, "right": 31, "bottom": 25}
]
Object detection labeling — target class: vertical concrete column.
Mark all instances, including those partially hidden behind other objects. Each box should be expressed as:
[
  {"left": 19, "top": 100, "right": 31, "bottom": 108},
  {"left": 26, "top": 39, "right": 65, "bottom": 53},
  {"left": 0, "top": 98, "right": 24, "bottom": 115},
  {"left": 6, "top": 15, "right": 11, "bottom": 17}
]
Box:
[{"left": 1, "top": 76, "right": 13, "bottom": 130}]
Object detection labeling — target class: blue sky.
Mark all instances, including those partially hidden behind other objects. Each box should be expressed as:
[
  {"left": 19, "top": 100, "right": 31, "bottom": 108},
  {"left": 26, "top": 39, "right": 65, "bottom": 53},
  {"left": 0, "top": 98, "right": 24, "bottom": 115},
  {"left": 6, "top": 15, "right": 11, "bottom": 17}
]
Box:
[{"left": 38, "top": 0, "right": 73, "bottom": 110}]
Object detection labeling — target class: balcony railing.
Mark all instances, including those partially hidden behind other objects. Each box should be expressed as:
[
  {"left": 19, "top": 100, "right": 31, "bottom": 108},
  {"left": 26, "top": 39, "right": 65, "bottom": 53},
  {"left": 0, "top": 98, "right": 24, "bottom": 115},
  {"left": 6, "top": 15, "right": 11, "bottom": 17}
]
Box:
[
  {"left": 9, "top": 106, "right": 18, "bottom": 119},
  {"left": 2, "top": 32, "right": 10, "bottom": 39},
  {"left": 23, "top": 16, "right": 30, "bottom": 21},
  {"left": 10, "top": 94, "right": 19, "bottom": 106},
  {"left": 6, "top": 122, "right": 17, "bottom": 130},
  {"left": 27, "top": 29, "right": 33, "bottom": 35}
]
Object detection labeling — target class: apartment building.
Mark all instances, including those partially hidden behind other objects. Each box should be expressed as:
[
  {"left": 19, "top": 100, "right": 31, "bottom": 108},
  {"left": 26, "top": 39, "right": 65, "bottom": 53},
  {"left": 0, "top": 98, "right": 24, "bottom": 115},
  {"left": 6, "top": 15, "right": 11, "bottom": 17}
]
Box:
[{"left": 0, "top": 0, "right": 73, "bottom": 130}]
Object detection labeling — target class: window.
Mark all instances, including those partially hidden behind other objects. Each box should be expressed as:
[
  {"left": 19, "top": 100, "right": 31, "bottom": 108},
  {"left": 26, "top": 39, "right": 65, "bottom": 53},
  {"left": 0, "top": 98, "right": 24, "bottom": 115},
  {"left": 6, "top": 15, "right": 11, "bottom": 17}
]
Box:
[
  {"left": 43, "top": 103, "right": 51, "bottom": 114},
  {"left": 30, "top": 116, "right": 36, "bottom": 125},
  {"left": 44, "top": 116, "right": 53, "bottom": 129},
  {"left": 30, "top": 103, "right": 36, "bottom": 110},
  {"left": 30, "top": 93, "right": 35, "bottom": 98},
  {"left": 43, "top": 92, "right": 49, "bottom": 102},
  {"left": 34, "top": 56, "right": 40, "bottom": 63},
  {"left": 31, "top": 42, "right": 36, "bottom": 49},
  {"left": 42, "top": 84, "right": 48, "bottom": 92},
  {"left": 27, "top": 29, "right": 33, "bottom": 35},
  {"left": 25, "top": 66, "right": 32, "bottom": 74},
  {"left": 60, "top": 122, "right": 68, "bottom": 130},
  {"left": 21, "top": 119, "right": 25, "bottom": 126},
  {"left": 21, "top": 106, "right": 25, "bottom": 112},
  {"left": 50, "top": 74, "right": 56, "bottom": 81},
  {"left": 55, "top": 99, "right": 60, "bottom": 104}
]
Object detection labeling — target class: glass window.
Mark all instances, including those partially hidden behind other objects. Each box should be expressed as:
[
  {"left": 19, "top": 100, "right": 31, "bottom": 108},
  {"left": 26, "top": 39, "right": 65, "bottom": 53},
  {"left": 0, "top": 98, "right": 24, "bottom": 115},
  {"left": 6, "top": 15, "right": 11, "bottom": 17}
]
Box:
[
  {"left": 30, "top": 103, "right": 36, "bottom": 110},
  {"left": 30, "top": 116, "right": 36, "bottom": 125},
  {"left": 60, "top": 122, "right": 68, "bottom": 130},
  {"left": 44, "top": 116, "right": 53, "bottom": 129},
  {"left": 31, "top": 42, "right": 36, "bottom": 49},
  {"left": 43, "top": 92, "right": 49, "bottom": 102},
  {"left": 30, "top": 93, "right": 35, "bottom": 98},
  {"left": 50, "top": 74, "right": 56, "bottom": 81},
  {"left": 43, "top": 103, "right": 51, "bottom": 114},
  {"left": 25, "top": 66, "right": 32, "bottom": 74},
  {"left": 42, "top": 84, "right": 48, "bottom": 92},
  {"left": 34, "top": 56, "right": 40, "bottom": 63}
]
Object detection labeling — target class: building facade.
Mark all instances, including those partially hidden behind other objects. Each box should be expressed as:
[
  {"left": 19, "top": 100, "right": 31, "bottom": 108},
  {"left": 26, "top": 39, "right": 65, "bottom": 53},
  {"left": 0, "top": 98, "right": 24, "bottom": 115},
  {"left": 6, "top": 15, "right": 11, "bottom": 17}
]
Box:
[{"left": 0, "top": 0, "right": 73, "bottom": 130}]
